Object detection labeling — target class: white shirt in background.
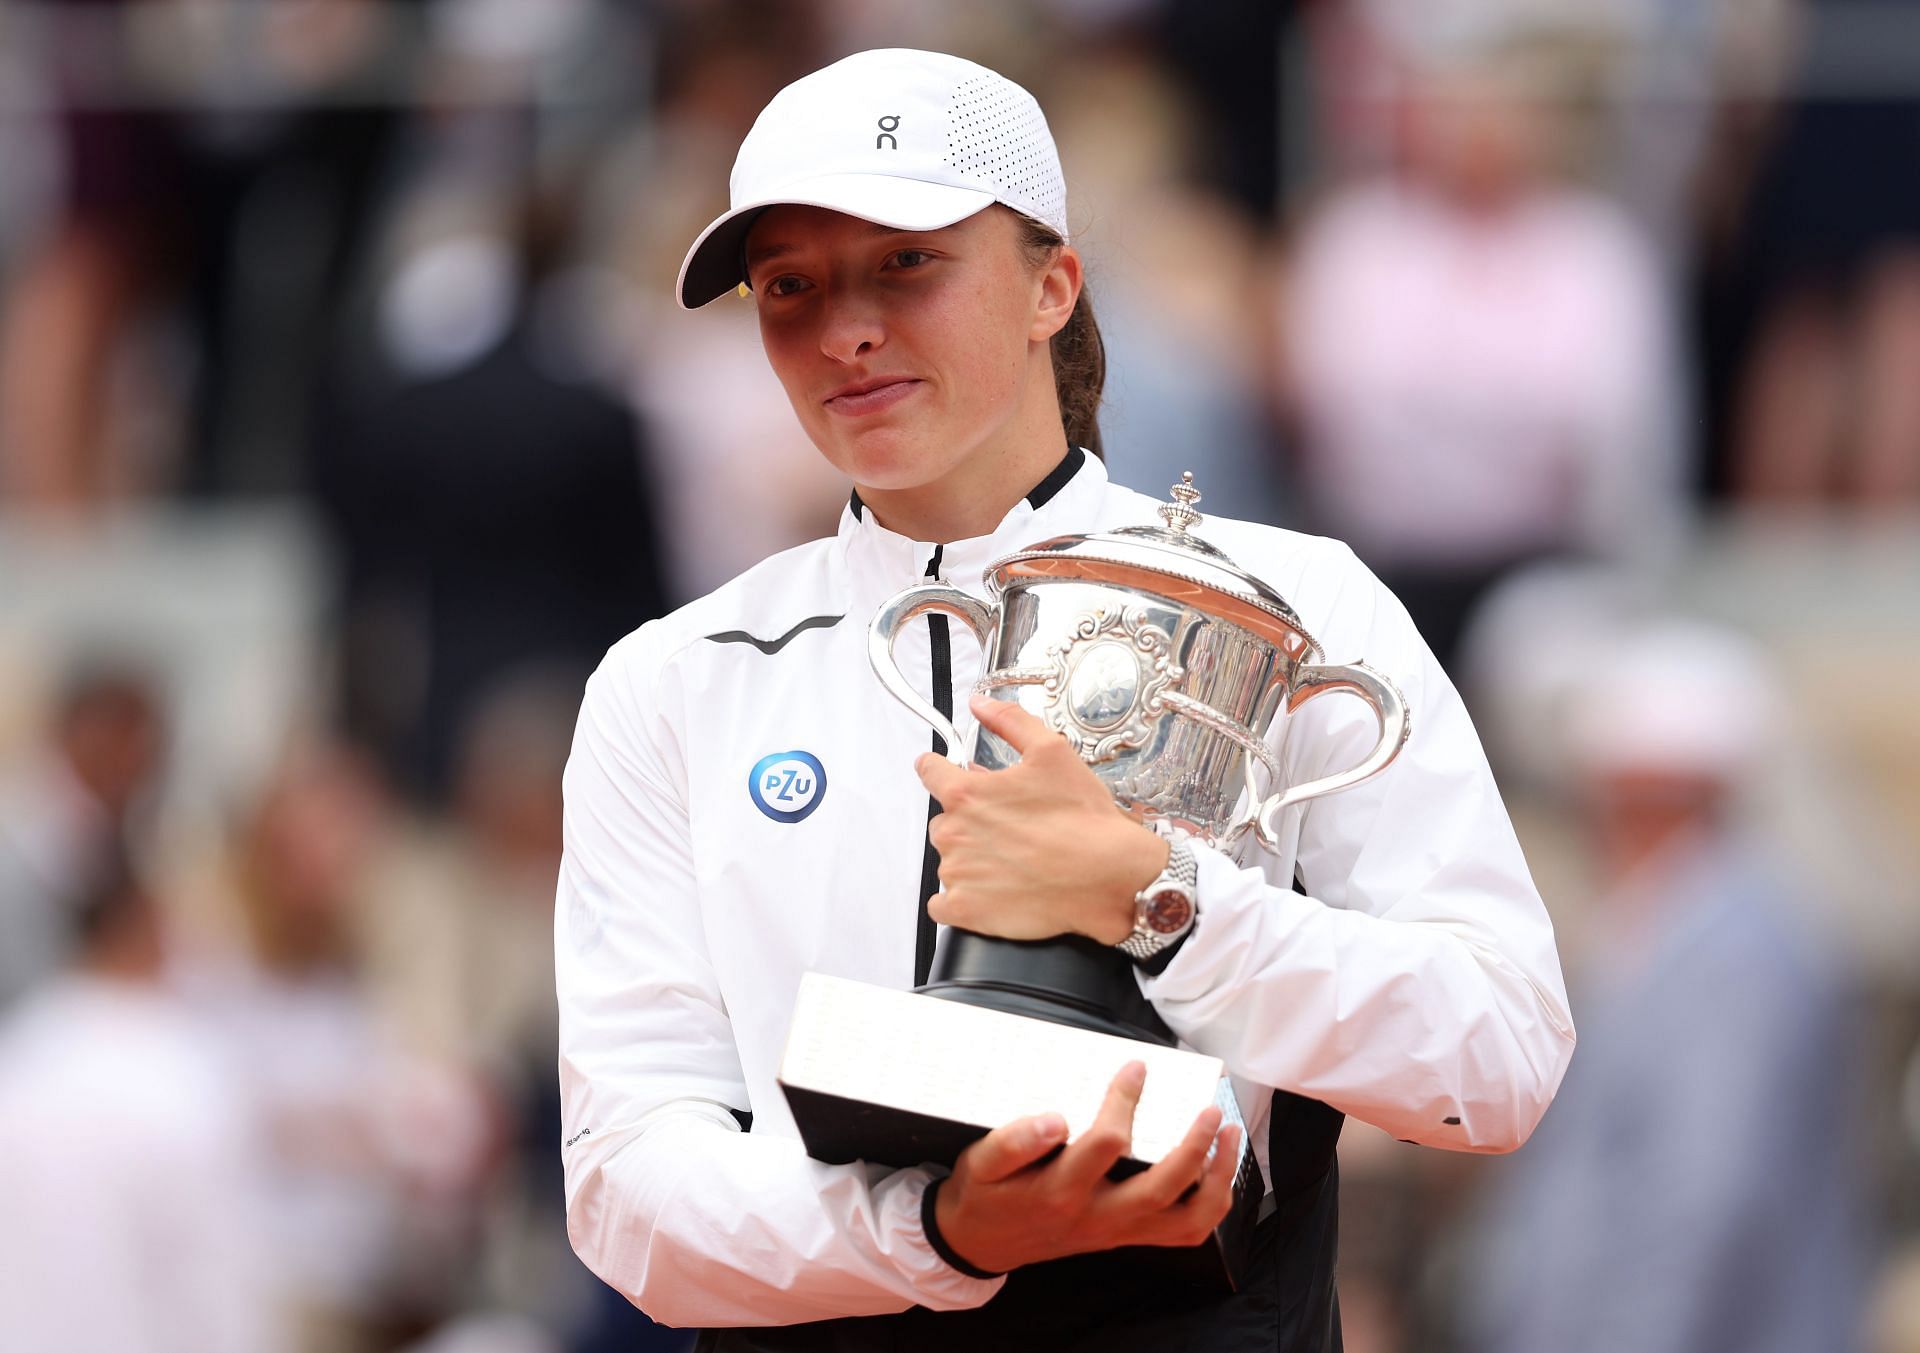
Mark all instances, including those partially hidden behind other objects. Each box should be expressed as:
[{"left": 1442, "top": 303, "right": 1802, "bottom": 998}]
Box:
[{"left": 0, "top": 975, "right": 279, "bottom": 1353}]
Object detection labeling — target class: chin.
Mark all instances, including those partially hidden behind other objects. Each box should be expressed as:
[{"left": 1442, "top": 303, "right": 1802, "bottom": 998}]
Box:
[{"left": 820, "top": 427, "right": 953, "bottom": 493}]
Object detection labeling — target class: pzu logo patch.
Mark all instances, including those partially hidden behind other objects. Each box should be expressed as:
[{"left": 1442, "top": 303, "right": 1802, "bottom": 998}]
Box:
[{"left": 749, "top": 750, "right": 827, "bottom": 823}]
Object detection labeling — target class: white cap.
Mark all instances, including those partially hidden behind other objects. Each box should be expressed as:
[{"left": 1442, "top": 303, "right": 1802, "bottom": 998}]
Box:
[
  {"left": 676, "top": 49, "right": 1069, "bottom": 309},
  {"left": 1566, "top": 620, "right": 1782, "bottom": 783}
]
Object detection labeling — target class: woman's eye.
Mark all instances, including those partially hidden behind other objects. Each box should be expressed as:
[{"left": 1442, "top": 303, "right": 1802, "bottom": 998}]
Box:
[
  {"left": 764, "top": 275, "right": 808, "bottom": 297},
  {"left": 889, "top": 250, "right": 931, "bottom": 270}
]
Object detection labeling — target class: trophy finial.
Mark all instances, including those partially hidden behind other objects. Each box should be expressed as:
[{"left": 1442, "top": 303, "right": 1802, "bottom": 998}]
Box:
[{"left": 1158, "top": 472, "right": 1203, "bottom": 533}]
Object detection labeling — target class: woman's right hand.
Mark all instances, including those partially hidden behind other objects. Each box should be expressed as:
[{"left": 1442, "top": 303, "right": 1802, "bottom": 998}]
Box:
[{"left": 930, "top": 1061, "right": 1243, "bottom": 1275}]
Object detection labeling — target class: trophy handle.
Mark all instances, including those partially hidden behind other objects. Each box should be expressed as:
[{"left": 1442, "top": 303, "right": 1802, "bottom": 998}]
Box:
[
  {"left": 1250, "top": 662, "right": 1410, "bottom": 852},
  {"left": 868, "top": 583, "right": 996, "bottom": 766}
]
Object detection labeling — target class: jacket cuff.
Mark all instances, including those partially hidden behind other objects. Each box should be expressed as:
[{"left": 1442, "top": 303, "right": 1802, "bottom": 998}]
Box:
[
  {"left": 1132, "top": 836, "right": 1296, "bottom": 999},
  {"left": 920, "top": 1174, "right": 1005, "bottom": 1281}
]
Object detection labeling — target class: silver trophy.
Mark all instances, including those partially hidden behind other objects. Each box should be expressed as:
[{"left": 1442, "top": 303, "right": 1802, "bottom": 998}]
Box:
[
  {"left": 868, "top": 474, "right": 1410, "bottom": 1044},
  {"left": 777, "top": 475, "right": 1408, "bottom": 1295}
]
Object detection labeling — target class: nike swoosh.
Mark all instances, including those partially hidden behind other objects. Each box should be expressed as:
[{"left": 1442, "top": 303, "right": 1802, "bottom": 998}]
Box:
[{"left": 703, "top": 613, "right": 844, "bottom": 655}]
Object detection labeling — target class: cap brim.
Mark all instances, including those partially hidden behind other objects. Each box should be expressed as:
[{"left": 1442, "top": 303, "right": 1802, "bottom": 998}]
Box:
[{"left": 675, "top": 173, "right": 997, "bottom": 309}]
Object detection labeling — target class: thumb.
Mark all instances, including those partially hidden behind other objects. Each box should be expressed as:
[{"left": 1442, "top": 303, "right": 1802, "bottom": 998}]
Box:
[
  {"left": 962, "top": 1112, "right": 1069, "bottom": 1184},
  {"left": 914, "top": 750, "right": 971, "bottom": 803}
]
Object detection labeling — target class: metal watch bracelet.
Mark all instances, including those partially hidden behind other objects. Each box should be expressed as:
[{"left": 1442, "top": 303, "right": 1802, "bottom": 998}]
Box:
[{"left": 1116, "top": 838, "right": 1199, "bottom": 960}]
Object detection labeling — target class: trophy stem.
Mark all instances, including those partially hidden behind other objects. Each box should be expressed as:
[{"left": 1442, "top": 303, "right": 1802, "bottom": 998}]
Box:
[{"left": 918, "top": 929, "right": 1178, "bottom": 1047}]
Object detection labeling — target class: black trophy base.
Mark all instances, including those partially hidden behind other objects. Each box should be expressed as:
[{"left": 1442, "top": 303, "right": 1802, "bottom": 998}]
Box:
[
  {"left": 917, "top": 927, "right": 1177, "bottom": 1046},
  {"left": 905, "top": 930, "right": 1260, "bottom": 1294},
  {"left": 782, "top": 1082, "right": 992, "bottom": 1176}
]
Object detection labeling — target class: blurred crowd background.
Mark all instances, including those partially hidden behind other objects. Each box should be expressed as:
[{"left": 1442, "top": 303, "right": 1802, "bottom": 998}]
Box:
[{"left": 1, "top": 1, "right": 1917, "bottom": 1350}]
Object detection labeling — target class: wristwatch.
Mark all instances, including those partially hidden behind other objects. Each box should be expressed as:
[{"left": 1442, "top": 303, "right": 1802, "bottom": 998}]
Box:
[{"left": 1115, "top": 837, "right": 1198, "bottom": 969}]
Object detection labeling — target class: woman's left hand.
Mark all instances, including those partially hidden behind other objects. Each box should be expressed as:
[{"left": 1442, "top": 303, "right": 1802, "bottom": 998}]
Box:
[{"left": 914, "top": 694, "right": 1168, "bottom": 944}]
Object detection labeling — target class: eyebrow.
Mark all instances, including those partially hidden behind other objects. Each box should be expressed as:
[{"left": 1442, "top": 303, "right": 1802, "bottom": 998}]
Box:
[{"left": 744, "top": 222, "right": 930, "bottom": 270}]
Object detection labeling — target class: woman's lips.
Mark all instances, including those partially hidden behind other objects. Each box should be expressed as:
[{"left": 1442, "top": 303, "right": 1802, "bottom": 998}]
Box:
[{"left": 824, "top": 379, "right": 922, "bottom": 416}]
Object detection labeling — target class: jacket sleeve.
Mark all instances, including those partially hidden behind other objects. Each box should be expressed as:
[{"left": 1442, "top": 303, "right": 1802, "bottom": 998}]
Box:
[
  {"left": 555, "top": 635, "right": 1005, "bottom": 1326},
  {"left": 1138, "top": 542, "right": 1575, "bottom": 1152}
]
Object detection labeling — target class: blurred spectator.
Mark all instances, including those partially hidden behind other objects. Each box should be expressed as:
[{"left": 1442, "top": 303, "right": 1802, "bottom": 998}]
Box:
[
  {"left": 361, "top": 668, "right": 690, "bottom": 1350},
  {"left": 1044, "top": 42, "right": 1292, "bottom": 523},
  {"left": 0, "top": 661, "right": 164, "bottom": 1006},
  {"left": 366, "top": 671, "right": 574, "bottom": 1081},
  {"left": 1708, "top": 0, "right": 1920, "bottom": 506},
  {"left": 628, "top": 291, "right": 849, "bottom": 604},
  {"left": 1318, "top": 0, "right": 1760, "bottom": 254},
  {"left": 319, "top": 229, "right": 669, "bottom": 801},
  {"left": 0, "top": 0, "right": 405, "bottom": 509},
  {"left": 615, "top": 25, "right": 849, "bottom": 603},
  {"left": 1457, "top": 619, "right": 1870, "bottom": 1353},
  {"left": 182, "top": 742, "right": 495, "bottom": 1351},
  {"left": 1153, "top": 0, "right": 1300, "bottom": 224},
  {"left": 0, "top": 840, "right": 280, "bottom": 1353},
  {"left": 1281, "top": 30, "right": 1685, "bottom": 667}
]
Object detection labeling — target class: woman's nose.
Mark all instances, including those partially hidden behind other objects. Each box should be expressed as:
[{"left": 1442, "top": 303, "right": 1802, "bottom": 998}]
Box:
[{"left": 817, "top": 291, "right": 885, "bottom": 363}]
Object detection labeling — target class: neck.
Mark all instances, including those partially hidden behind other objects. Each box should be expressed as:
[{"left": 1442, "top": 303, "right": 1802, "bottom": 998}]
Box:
[{"left": 859, "top": 442, "right": 1070, "bottom": 543}]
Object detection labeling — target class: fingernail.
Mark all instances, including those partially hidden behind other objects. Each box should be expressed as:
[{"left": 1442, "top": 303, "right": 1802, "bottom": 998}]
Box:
[
  {"left": 1034, "top": 1114, "right": 1067, "bottom": 1144},
  {"left": 969, "top": 692, "right": 992, "bottom": 713},
  {"left": 1124, "top": 1061, "right": 1147, "bottom": 1087}
]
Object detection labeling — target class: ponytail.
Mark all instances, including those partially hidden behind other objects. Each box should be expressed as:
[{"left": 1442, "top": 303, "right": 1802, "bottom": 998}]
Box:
[{"left": 1016, "top": 214, "right": 1106, "bottom": 460}]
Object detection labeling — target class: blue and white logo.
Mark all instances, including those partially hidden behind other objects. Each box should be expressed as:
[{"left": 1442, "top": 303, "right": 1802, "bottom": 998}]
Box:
[{"left": 749, "top": 750, "right": 828, "bottom": 823}]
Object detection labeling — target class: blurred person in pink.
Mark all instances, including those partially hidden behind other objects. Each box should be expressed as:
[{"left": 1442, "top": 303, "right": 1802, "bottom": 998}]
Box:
[
  {"left": 1457, "top": 619, "right": 1869, "bottom": 1353},
  {"left": 0, "top": 840, "right": 280, "bottom": 1353},
  {"left": 1281, "top": 34, "right": 1685, "bottom": 668}
]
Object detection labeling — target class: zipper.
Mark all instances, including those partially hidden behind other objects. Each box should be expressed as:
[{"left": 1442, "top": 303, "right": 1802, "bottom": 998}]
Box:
[{"left": 915, "top": 544, "right": 948, "bottom": 986}]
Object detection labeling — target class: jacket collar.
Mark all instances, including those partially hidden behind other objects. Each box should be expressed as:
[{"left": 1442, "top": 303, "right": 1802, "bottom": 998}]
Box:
[{"left": 838, "top": 448, "right": 1106, "bottom": 606}]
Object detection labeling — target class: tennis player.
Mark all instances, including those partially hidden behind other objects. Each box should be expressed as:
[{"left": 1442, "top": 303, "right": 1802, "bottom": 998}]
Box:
[{"left": 556, "top": 48, "right": 1574, "bottom": 1352}]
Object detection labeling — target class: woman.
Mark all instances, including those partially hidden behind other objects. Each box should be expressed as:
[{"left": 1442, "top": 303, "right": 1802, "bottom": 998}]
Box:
[{"left": 556, "top": 48, "right": 1574, "bottom": 1352}]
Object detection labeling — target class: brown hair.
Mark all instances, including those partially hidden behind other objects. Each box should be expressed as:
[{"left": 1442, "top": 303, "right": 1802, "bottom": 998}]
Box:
[{"left": 1015, "top": 214, "right": 1106, "bottom": 460}]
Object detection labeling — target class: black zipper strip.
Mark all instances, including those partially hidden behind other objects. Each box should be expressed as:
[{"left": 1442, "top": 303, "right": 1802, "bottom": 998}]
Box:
[{"left": 916, "top": 544, "right": 949, "bottom": 987}]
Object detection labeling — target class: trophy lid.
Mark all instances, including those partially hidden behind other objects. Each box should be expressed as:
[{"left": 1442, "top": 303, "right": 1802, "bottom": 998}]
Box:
[{"left": 986, "top": 474, "right": 1323, "bottom": 660}]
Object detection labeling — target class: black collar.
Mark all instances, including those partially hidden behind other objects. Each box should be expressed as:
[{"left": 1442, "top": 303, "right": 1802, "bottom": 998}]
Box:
[{"left": 848, "top": 445, "right": 1083, "bottom": 524}]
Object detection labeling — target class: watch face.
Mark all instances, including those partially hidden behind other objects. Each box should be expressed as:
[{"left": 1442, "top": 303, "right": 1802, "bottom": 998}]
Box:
[{"left": 1144, "top": 890, "right": 1193, "bottom": 935}]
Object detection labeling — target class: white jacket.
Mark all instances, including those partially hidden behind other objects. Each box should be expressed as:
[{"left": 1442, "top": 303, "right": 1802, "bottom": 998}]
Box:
[{"left": 556, "top": 450, "right": 1574, "bottom": 1328}]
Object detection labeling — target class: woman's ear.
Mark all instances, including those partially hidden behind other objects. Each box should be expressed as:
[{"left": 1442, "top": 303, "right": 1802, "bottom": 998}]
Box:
[{"left": 1030, "top": 245, "right": 1083, "bottom": 344}]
